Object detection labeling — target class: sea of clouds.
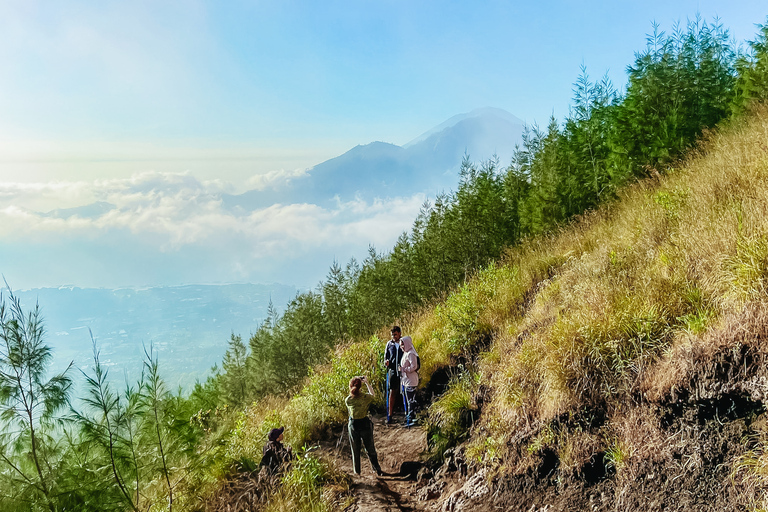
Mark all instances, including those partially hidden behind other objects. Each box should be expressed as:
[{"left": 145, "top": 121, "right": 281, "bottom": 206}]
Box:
[{"left": 0, "top": 170, "right": 426, "bottom": 289}]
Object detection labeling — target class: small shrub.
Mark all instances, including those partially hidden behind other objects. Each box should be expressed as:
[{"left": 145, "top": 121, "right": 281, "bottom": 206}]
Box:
[
  {"left": 726, "top": 235, "right": 768, "bottom": 301},
  {"left": 732, "top": 420, "right": 768, "bottom": 510},
  {"left": 425, "top": 369, "right": 479, "bottom": 461},
  {"left": 654, "top": 188, "right": 690, "bottom": 222},
  {"left": 527, "top": 425, "right": 557, "bottom": 454},
  {"left": 604, "top": 437, "right": 631, "bottom": 473},
  {"left": 263, "top": 448, "right": 350, "bottom": 512}
]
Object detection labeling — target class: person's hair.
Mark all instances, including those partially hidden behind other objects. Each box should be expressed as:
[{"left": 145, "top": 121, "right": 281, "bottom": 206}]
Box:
[
  {"left": 391, "top": 325, "right": 401, "bottom": 334},
  {"left": 349, "top": 377, "right": 363, "bottom": 396}
]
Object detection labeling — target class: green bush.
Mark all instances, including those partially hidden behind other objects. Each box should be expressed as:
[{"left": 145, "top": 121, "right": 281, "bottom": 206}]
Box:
[{"left": 425, "top": 370, "right": 479, "bottom": 461}]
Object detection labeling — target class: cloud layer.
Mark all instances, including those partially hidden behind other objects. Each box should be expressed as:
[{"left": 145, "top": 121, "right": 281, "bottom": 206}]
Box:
[{"left": 0, "top": 171, "right": 425, "bottom": 288}]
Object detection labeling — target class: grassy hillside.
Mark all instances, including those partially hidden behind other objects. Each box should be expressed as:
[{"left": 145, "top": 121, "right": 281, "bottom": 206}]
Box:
[
  {"left": 423, "top": 105, "right": 768, "bottom": 509},
  {"left": 209, "top": 105, "right": 768, "bottom": 510},
  {"left": 457, "top": 104, "right": 768, "bottom": 470}
]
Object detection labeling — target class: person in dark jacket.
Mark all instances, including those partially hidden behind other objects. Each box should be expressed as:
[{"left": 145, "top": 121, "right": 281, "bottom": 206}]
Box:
[
  {"left": 384, "top": 326, "right": 404, "bottom": 424},
  {"left": 260, "top": 426, "right": 293, "bottom": 475},
  {"left": 345, "top": 376, "right": 383, "bottom": 476}
]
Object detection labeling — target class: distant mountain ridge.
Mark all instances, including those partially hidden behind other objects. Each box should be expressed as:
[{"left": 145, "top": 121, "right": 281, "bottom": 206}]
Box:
[
  {"left": 403, "top": 106, "right": 524, "bottom": 148},
  {"left": 222, "top": 107, "right": 525, "bottom": 211},
  {"left": 29, "top": 108, "right": 525, "bottom": 217}
]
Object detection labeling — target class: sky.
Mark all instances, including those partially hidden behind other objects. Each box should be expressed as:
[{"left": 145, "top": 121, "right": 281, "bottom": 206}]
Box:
[{"left": 1, "top": 0, "right": 766, "bottom": 290}]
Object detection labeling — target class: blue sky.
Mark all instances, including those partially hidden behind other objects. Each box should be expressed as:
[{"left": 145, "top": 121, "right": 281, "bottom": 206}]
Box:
[{"left": 0, "top": 0, "right": 766, "bottom": 289}]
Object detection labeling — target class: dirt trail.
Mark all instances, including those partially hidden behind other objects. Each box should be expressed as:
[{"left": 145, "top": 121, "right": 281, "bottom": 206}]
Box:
[{"left": 330, "top": 414, "right": 429, "bottom": 512}]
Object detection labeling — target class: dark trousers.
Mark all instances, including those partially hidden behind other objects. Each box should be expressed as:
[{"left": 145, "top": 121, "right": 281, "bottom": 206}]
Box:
[
  {"left": 386, "top": 370, "right": 401, "bottom": 419},
  {"left": 348, "top": 418, "right": 381, "bottom": 474},
  {"left": 403, "top": 386, "right": 418, "bottom": 425}
]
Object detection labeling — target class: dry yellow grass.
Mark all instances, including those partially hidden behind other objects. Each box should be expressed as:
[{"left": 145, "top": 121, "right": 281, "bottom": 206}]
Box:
[
  {"left": 453, "top": 106, "right": 768, "bottom": 474},
  {"left": 734, "top": 416, "right": 768, "bottom": 511}
]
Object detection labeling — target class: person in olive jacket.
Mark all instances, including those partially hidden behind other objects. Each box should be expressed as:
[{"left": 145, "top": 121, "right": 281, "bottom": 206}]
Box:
[{"left": 344, "top": 375, "right": 383, "bottom": 476}]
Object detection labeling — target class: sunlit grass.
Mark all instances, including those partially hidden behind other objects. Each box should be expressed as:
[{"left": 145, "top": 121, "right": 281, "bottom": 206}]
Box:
[
  {"left": 464, "top": 106, "right": 768, "bottom": 479},
  {"left": 264, "top": 448, "right": 351, "bottom": 512},
  {"left": 424, "top": 369, "right": 479, "bottom": 461},
  {"left": 733, "top": 418, "right": 768, "bottom": 511}
]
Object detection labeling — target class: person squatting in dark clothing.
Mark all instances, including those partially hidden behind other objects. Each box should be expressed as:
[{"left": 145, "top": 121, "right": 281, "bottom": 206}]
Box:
[
  {"left": 260, "top": 426, "right": 293, "bottom": 476},
  {"left": 384, "top": 326, "right": 404, "bottom": 424},
  {"left": 345, "top": 375, "right": 383, "bottom": 476}
]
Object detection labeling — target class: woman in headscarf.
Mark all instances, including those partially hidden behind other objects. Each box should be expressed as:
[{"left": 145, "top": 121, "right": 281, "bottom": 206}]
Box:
[
  {"left": 399, "top": 336, "right": 419, "bottom": 426},
  {"left": 345, "top": 375, "right": 384, "bottom": 476}
]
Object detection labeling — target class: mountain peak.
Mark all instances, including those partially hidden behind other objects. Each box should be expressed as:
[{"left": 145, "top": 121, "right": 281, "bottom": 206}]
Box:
[{"left": 403, "top": 107, "right": 524, "bottom": 148}]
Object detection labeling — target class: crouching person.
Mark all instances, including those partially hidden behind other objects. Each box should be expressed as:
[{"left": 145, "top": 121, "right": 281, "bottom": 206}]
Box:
[{"left": 259, "top": 426, "right": 293, "bottom": 480}]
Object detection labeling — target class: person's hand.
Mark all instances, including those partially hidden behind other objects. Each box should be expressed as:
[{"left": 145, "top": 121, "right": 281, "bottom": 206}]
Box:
[{"left": 385, "top": 360, "right": 390, "bottom": 367}]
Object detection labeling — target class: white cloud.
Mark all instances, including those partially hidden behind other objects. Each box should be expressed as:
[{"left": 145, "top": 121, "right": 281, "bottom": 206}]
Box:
[
  {"left": 0, "top": 172, "right": 426, "bottom": 261},
  {"left": 246, "top": 167, "right": 310, "bottom": 191},
  {"left": 0, "top": 180, "right": 99, "bottom": 211}
]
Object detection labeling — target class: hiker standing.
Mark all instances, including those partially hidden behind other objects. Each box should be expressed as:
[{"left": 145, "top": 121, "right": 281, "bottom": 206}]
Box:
[
  {"left": 384, "top": 326, "right": 404, "bottom": 424},
  {"left": 399, "top": 336, "right": 419, "bottom": 426},
  {"left": 345, "top": 376, "right": 384, "bottom": 476}
]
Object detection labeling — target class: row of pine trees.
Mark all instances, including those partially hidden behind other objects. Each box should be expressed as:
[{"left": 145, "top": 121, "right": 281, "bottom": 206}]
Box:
[
  {"left": 216, "top": 17, "right": 768, "bottom": 406},
  {"left": 0, "top": 16, "right": 767, "bottom": 512}
]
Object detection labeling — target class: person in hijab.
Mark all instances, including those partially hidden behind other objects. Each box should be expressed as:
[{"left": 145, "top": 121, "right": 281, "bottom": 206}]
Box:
[
  {"left": 399, "top": 336, "right": 419, "bottom": 427},
  {"left": 345, "top": 375, "right": 384, "bottom": 476}
]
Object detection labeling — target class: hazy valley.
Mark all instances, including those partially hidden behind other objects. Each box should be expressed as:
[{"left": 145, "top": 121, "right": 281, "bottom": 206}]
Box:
[{"left": 14, "top": 283, "right": 297, "bottom": 390}]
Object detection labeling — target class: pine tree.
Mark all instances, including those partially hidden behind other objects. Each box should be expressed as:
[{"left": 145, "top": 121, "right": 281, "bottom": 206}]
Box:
[
  {"left": 322, "top": 260, "right": 350, "bottom": 342},
  {"left": 732, "top": 19, "right": 768, "bottom": 115},
  {"left": 563, "top": 67, "right": 617, "bottom": 213},
  {"left": 74, "top": 335, "right": 143, "bottom": 512},
  {"left": 139, "top": 346, "right": 175, "bottom": 511},
  {"left": 612, "top": 18, "right": 735, "bottom": 174},
  {"left": 522, "top": 118, "right": 566, "bottom": 233},
  {"left": 0, "top": 288, "right": 72, "bottom": 512},
  {"left": 220, "top": 334, "right": 248, "bottom": 406}
]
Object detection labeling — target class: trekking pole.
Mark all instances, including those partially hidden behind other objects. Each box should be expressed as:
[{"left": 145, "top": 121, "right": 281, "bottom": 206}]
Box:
[{"left": 336, "top": 422, "right": 348, "bottom": 457}]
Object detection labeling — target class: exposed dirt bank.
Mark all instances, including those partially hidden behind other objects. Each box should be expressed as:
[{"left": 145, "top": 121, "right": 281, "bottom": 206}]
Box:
[{"left": 411, "top": 308, "right": 768, "bottom": 511}]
